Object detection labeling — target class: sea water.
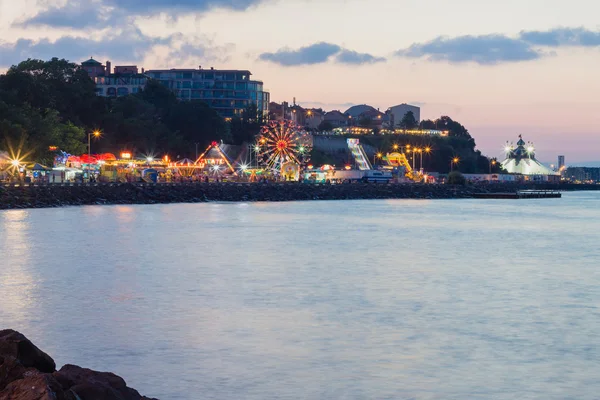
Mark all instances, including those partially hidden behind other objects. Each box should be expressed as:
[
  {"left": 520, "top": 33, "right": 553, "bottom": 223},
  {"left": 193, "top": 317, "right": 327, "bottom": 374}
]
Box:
[{"left": 1, "top": 192, "right": 599, "bottom": 399}]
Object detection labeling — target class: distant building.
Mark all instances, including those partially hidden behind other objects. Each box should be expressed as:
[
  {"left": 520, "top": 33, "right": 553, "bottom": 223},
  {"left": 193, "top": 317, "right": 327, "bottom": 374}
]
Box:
[
  {"left": 81, "top": 59, "right": 147, "bottom": 97},
  {"left": 269, "top": 101, "right": 324, "bottom": 129},
  {"left": 345, "top": 104, "right": 378, "bottom": 119},
  {"left": 95, "top": 64, "right": 148, "bottom": 97},
  {"left": 501, "top": 135, "right": 559, "bottom": 181},
  {"left": 145, "top": 67, "right": 270, "bottom": 118},
  {"left": 269, "top": 101, "right": 288, "bottom": 121},
  {"left": 558, "top": 155, "right": 565, "bottom": 170},
  {"left": 81, "top": 58, "right": 105, "bottom": 80},
  {"left": 387, "top": 104, "right": 421, "bottom": 127},
  {"left": 566, "top": 167, "right": 600, "bottom": 182},
  {"left": 323, "top": 110, "right": 349, "bottom": 128},
  {"left": 305, "top": 109, "right": 325, "bottom": 130}
]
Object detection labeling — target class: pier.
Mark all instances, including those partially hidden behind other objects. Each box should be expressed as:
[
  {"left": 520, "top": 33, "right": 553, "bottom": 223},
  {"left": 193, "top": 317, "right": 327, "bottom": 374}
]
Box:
[{"left": 472, "top": 190, "right": 561, "bottom": 199}]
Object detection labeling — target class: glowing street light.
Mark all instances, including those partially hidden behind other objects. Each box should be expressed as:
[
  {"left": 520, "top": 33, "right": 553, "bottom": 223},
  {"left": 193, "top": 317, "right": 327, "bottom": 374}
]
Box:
[
  {"left": 489, "top": 159, "right": 497, "bottom": 174},
  {"left": 374, "top": 152, "right": 383, "bottom": 166},
  {"left": 10, "top": 159, "right": 20, "bottom": 167},
  {"left": 451, "top": 157, "right": 460, "bottom": 172},
  {"left": 393, "top": 144, "right": 399, "bottom": 151},
  {"left": 146, "top": 157, "right": 154, "bottom": 163}
]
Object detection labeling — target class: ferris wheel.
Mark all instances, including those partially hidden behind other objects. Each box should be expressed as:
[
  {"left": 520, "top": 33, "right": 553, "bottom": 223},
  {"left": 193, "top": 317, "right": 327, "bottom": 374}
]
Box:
[{"left": 256, "top": 120, "right": 312, "bottom": 171}]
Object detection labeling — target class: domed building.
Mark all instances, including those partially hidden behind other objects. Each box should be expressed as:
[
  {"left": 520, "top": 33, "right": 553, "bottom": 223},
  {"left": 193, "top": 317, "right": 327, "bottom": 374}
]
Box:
[
  {"left": 344, "top": 104, "right": 378, "bottom": 118},
  {"left": 501, "top": 135, "right": 559, "bottom": 181}
]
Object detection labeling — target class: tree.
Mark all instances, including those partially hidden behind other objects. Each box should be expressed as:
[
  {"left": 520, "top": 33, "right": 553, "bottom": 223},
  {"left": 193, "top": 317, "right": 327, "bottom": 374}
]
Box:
[
  {"left": 447, "top": 171, "right": 466, "bottom": 185},
  {"left": 400, "top": 111, "right": 417, "bottom": 129},
  {"left": 358, "top": 116, "right": 372, "bottom": 128},
  {"left": 229, "top": 103, "right": 264, "bottom": 145},
  {"left": 318, "top": 121, "right": 333, "bottom": 132}
]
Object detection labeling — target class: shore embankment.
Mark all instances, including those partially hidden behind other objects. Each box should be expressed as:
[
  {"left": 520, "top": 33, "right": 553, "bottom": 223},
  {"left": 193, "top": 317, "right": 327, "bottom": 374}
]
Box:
[
  {"left": 0, "top": 182, "right": 596, "bottom": 210},
  {"left": 0, "top": 329, "right": 156, "bottom": 399}
]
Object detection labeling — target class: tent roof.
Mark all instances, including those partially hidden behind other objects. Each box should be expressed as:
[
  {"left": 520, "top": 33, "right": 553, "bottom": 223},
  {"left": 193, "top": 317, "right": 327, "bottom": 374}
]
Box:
[{"left": 501, "top": 158, "right": 557, "bottom": 176}]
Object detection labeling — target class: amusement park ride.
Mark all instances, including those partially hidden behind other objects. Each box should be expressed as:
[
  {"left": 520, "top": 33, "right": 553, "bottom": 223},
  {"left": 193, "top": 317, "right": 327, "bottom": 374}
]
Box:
[{"left": 43, "top": 122, "right": 430, "bottom": 183}]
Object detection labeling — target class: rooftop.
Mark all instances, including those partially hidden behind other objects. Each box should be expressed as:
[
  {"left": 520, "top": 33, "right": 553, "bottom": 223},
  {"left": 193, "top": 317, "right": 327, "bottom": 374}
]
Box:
[
  {"left": 146, "top": 68, "right": 252, "bottom": 74},
  {"left": 81, "top": 58, "right": 102, "bottom": 66}
]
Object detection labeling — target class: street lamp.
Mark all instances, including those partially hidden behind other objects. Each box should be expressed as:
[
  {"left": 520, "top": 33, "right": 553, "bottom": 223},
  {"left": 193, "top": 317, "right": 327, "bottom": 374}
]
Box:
[
  {"left": 88, "top": 130, "right": 101, "bottom": 158},
  {"left": 451, "top": 157, "right": 460, "bottom": 172},
  {"left": 374, "top": 152, "right": 383, "bottom": 166},
  {"left": 418, "top": 148, "right": 423, "bottom": 170},
  {"left": 489, "top": 159, "right": 497, "bottom": 174},
  {"left": 412, "top": 148, "right": 418, "bottom": 170},
  {"left": 87, "top": 130, "right": 101, "bottom": 182}
]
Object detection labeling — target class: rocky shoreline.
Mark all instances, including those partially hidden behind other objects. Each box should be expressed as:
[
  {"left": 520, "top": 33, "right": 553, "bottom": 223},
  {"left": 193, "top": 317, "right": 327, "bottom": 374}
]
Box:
[
  {"left": 0, "top": 329, "right": 156, "bottom": 400},
  {"left": 0, "top": 182, "right": 595, "bottom": 209}
]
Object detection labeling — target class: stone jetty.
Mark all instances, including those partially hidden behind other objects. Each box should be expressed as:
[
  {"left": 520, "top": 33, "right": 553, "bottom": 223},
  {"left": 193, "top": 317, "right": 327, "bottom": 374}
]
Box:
[
  {"left": 0, "top": 329, "right": 156, "bottom": 400},
  {"left": 0, "top": 182, "right": 592, "bottom": 210}
]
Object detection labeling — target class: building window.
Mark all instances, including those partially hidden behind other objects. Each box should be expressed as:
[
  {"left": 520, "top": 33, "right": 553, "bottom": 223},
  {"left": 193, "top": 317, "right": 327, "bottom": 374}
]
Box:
[
  {"left": 182, "top": 81, "right": 191, "bottom": 89},
  {"left": 107, "top": 87, "right": 117, "bottom": 97},
  {"left": 117, "top": 87, "right": 129, "bottom": 96},
  {"left": 183, "top": 72, "right": 192, "bottom": 79}
]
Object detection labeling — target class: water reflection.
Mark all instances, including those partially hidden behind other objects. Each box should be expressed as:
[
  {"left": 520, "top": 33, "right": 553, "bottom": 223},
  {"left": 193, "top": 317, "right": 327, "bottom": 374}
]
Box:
[
  {"left": 1, "top": 193, "right": 600, "bottom": 400},
  {"left": 0, "top": 210, "right": 35, "bottom": 326}
]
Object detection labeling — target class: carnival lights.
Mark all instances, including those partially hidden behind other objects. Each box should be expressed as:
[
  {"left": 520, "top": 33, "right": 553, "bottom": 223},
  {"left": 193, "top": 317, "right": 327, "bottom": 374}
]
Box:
[{"left": 256, "top": 120, "right": 313, "bottom": 171}]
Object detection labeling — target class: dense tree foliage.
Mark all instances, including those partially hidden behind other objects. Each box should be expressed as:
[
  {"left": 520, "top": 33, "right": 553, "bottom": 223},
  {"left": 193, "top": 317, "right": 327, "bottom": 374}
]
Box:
[
  {"left": 400, "top": 111, "right": 418, "bottom": 129},
  {"left": 0, "top": 58, "right": 498, "bottom": 174},
  {"left": 0, "top": 58, "right": 257, "bottom": 164}
]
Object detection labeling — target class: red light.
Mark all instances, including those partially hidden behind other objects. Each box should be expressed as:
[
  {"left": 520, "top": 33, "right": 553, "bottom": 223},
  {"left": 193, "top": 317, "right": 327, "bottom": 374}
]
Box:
[
  {"left": 211, "top": 141, "right": 218, "bottom": 147},
  {"left": 276, "top": 140, "right": 288, "bottom": 151}
]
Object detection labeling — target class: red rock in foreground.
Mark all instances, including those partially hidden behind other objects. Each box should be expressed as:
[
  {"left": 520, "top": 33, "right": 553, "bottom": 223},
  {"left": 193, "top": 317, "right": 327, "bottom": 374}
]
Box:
[{"left": 0, "top": 329, "right": 157, "bottom": 400}]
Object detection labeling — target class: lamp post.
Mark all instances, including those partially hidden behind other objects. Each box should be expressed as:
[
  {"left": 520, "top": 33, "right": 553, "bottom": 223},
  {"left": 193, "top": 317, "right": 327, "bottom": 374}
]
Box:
[
  {"left": 489, "top": 159, "right": 497, "bottom": 174},
  {"left": 451, "top": 157, "right": 460, "bottom": 172},
  {"left": 418, "top": 148, "right": 423, "bottom": 170},
  {"left": 412, "top": 148, "right": 418, "bottom": 170},
  {"left": 374, "top": 152, "right": 382, "bottom": 166},
  {"left": 424, "top": 147, "right": 431, "bottom": 170},
  {"left": 87, "top": 130, "right": 101, "bottom": 182}
]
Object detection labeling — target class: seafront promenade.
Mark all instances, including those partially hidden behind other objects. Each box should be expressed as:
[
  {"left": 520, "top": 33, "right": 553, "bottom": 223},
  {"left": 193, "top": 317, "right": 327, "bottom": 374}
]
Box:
[{"left": 0, "top": 182, "right": 595, "bottom": 209}]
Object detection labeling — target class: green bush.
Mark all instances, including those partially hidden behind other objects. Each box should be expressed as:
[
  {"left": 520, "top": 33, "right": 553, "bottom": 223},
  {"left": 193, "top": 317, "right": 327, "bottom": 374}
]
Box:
[{"left": 447, "top": 171, "right": 466, "bottom": 185}]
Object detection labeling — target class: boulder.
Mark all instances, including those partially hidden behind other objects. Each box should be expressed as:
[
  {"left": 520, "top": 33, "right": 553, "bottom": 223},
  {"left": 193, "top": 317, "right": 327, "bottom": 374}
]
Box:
[
  {"left": 0, "top": 331, "right": 157, "bottom": 399},
  {"left": 54, "top": 365, "right": 157, "bottom": 400},
  {"left": 0, "top": 355, "right": 38, "bottom": 391},
  {"left": 0, "top": 371, "right": 72, "bottom": 400},
  {"left": 0, "top": 330, "right": 56, "bottom": 374}
]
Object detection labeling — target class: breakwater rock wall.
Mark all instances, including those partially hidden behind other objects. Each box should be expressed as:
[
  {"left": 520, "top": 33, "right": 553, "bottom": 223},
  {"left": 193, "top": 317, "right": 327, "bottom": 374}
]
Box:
[
  {"left": 0, "top": 182, "right": 594, "bottom": 210},
  {"left": 2, "top": 182, "right": 489, "bottom": 209},
  {"left": 0, "top": 329, "right": 156, "bottom": 400}
]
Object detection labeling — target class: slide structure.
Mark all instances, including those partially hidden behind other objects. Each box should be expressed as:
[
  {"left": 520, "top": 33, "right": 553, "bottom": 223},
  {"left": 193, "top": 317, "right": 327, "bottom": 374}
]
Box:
[
  {"left": 346, "top": 139, "right": 372, "bottom": 170},
  {"left": 385, "top": 152, "right": 416, "bottom": 180}
]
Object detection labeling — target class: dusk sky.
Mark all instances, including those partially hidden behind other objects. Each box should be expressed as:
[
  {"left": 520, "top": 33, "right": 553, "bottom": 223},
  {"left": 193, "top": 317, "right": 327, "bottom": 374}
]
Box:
[{"left": 1, "top": 0, "right": 599, "bottom": 163}]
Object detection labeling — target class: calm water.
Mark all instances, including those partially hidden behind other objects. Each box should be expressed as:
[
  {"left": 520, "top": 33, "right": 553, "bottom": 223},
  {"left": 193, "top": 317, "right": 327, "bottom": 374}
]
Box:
[{"left": 1, "top": 192, "right": 600, "bottom": 399}]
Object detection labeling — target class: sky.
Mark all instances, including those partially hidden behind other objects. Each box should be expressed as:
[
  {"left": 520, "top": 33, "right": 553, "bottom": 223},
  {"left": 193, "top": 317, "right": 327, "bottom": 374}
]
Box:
[{"left": 1, "top": 0, "right": 600, "bottom": 163}]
